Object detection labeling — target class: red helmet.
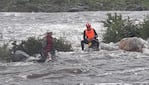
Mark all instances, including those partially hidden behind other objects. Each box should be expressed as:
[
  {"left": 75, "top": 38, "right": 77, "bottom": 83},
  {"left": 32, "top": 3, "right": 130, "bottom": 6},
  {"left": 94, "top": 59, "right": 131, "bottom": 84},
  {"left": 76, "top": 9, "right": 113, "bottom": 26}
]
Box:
[{"left": 86, "top": 23, "right": 91, "bottom": 28}]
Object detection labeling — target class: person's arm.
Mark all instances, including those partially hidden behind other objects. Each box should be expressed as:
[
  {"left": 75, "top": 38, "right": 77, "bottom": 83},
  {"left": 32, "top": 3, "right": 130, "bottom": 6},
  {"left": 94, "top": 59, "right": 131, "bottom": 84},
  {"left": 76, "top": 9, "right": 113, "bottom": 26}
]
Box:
[
  {"left": 83, "top": 30, "right": 87, "bottom": 40},
  {"left": 93, "top": 29, "right": 98, "bottom": 39}
]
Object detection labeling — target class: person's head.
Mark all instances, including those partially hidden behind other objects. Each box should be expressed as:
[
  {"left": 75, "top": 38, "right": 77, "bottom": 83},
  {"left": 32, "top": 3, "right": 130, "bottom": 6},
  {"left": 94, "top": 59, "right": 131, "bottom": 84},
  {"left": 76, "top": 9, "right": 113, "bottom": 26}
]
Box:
[
  {"left": 12, "top": 41, "right": 17, "bottom": 45},
  {"left": 45, "top": 32, "right": 53, "bottom": 39},
  {"left": 86, "top": 23, "right": 91, "bottom": 31},
  {"left": 46, "top": 32, "right": 52, "bottom": 36}
]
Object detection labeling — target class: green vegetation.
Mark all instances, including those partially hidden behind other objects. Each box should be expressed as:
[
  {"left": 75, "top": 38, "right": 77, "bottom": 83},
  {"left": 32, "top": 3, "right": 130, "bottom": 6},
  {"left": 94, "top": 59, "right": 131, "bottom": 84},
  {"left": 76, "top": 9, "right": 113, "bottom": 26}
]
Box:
[
  {"left": 0, "top": 0, "right": 148, "bottom": 12},
  {"left": 103, "top": 13, "right": 149, "bottom": 43},
  {"left": 12, "top": 36, "right": 72, "bottom": 56},
  {"left": 142, "top": 0, "right": 149, "bottom": 9},
  {"left": 20, "top": 37, "right": 42, "bottom": 56},
  {"left": 54, "top": 37, "right": 72, "bottom": 52},
  {"left": 0, "top": 36, "right": 72, "bottom": 62},
  {"left": 140, "top": 16, "right": 149, "bottom": 40},
  {"left": 0, "top": 44, "right": 12, "bottom": 62}
]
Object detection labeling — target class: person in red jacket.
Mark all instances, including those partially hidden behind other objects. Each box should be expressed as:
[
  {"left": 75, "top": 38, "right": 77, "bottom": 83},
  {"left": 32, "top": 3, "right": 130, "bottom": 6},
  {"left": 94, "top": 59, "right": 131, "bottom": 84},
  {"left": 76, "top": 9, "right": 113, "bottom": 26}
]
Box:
[
  {"left": 81, "top": 23, "right": 99, "bottom": 50},
  {"left": 44, "top": 32, "right": 53, "bottom": 54},
  {"left": 39, "top": 32, "right": 55, "bottom": 62}
]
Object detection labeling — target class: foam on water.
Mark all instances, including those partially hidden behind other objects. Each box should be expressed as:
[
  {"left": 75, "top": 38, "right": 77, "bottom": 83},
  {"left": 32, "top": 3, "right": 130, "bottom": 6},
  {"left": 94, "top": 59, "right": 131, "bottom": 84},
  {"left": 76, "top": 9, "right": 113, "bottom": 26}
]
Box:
[{"left": 9, "top": 62, "right": 34, "bottom": 66}]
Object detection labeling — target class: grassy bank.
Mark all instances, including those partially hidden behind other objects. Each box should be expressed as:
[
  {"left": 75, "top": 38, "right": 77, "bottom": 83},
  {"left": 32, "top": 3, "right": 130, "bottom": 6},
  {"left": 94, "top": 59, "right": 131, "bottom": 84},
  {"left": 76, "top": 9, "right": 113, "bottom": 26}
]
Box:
[{"left": 0, "top": 0, "right": 148, "bottom": 12}]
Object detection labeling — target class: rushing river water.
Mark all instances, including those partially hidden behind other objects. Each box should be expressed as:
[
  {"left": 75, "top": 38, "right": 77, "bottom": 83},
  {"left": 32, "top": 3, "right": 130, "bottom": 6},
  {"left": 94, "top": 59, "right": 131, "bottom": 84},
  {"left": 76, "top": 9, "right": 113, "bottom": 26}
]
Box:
[{"left": 0, "top": 11, "right": 149, "bottom": 85}]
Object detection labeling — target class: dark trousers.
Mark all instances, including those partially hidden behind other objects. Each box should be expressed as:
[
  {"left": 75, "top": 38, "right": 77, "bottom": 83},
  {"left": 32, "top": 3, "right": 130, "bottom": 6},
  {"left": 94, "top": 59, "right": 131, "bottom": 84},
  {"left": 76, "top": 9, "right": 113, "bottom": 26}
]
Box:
[
  {"left": 38, "top": 48, "right": 55, "bottom": 62},
  {"left": 81, "top": 39, "right": 99, "bottom": 50}
]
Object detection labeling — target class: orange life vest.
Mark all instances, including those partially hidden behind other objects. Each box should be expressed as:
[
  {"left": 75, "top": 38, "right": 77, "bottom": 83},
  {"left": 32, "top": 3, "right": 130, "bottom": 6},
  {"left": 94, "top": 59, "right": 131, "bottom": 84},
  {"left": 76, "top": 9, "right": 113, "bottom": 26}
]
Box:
[{"left": 85, "top": 28, "right": 95, "bottom": 40}]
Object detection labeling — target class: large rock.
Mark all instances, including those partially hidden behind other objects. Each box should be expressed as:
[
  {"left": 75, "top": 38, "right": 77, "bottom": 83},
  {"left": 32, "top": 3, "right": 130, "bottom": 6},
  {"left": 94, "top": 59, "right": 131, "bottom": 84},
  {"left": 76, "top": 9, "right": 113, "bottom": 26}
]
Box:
[
  {"left": 119, "top": 37, "right": 148, "bottom": 52},
  {"left": 12, "top": 50, "right": 30, "bottom": 62}
]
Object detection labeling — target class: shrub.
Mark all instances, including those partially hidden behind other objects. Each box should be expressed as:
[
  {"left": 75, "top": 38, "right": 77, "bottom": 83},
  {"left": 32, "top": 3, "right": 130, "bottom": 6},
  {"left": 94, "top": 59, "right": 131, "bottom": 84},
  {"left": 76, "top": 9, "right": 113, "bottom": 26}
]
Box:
[
  {"left": 123, "top": 18, "right": 141, "bottom": 38},
  {"left": 53, "top": 37, "right": 72, "bottom": 52},
  {"left": 23, "top": 37, "right": 42, "bottom": 56},
  {"left": 140, "top": 16, "right": 149, "bottom": 40},
  {"left": 102, "top": 13, "right": 124, "bottom": 43},
  {"left": 102, "top": 13, "right": 141, "bottom": 43},
  {"left": 0, "top": 44, "right": 12, "bottom": 62},
  {"left": 12, "top": 36, "right": 72, "bottom": 56}
]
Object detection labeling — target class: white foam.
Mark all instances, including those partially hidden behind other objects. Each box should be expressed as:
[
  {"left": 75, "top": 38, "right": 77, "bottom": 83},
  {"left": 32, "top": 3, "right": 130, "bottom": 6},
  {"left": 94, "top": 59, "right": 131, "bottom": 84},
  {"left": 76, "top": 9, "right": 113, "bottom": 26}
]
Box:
[{"left": 10, "top": 62, "right": 34, "bottom": 66}]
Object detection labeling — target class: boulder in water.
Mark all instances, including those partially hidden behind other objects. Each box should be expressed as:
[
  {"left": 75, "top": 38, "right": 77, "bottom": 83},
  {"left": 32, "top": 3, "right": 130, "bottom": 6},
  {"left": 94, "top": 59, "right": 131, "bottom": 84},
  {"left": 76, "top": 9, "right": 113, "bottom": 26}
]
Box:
[
  {"left": 12, "top": 50, "right": 30, "bottom": 62},
  {"left": 119, "top": 37, "right": 148, "bottom": 52}
]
